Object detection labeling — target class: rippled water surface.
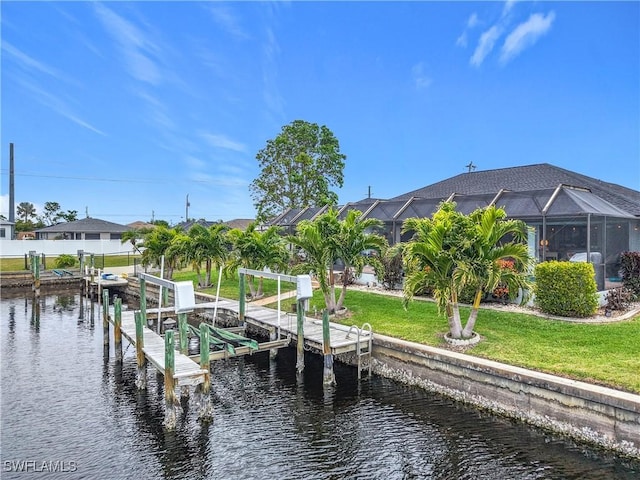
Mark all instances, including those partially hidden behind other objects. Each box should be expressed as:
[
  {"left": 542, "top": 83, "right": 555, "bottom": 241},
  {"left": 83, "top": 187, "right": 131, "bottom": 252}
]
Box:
[{"left": 2, "top": 291, "right": 639, "bottom": 480}]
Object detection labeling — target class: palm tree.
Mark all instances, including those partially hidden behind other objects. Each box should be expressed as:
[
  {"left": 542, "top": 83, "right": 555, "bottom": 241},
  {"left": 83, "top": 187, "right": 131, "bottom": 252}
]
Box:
[
  {"left": 140, "top": 226, "right": 182, "bottom": 279},
  {"left": 455, "top": 205, "right": 532, "bottom": 337},
  {"left": 402, "top": 201, "right": 531, "bottom": 340},
  {"left": 227, "top": 223, "right": 289, "bottom": 298},
  {"left": 331, "top": 209, "right": 387, "bottom": 311},
  {"left": 290, "top": 208, "right": 387, "bottom": 313},
  {"left": 178, "top": 223, "right": 230, "bottom": 288}
]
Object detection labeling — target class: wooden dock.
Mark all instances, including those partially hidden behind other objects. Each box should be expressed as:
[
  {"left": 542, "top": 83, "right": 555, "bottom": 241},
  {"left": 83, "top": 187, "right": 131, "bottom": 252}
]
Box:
[
  {"left": 200, "top": 298, "right": 372, "bottom": 356},
  {"left": 117, "top": 309, "right": 208, "bottom": 387}
]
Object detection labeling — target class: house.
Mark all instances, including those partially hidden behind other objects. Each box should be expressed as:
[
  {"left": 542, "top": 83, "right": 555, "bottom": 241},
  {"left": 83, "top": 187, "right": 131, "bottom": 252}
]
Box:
[
  {"left": 0, "top": 220, "right": 15, "bottom": 240},
  {"left": 269, "top": 163, "right": 640, "bottom": 290},
  {"left": 35, "top": 217, "right": 131, "bottom": 240}
]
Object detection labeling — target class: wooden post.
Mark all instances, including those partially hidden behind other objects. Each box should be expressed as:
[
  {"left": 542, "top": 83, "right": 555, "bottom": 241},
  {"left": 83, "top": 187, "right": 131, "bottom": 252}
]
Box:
[
  {"left": 114, "top": 297, "right": 122, "bottom": 362},
  {"left": 178, "top": 312, "right": 188, "bottom": 355},
  {"left": 197, "top": 322, "right": 213, "bottom": 420},
  {"left": 164, "top": 329, "right": 178, "bottom": 429},
  {"left": 140, "top": 277, "right": 147, "bottom": 322},
  {"left": 322, "top": 309, "right": 336, "bottom": 386},
  {"left": 238, "top": 272, "right": 246, "bottom": 324},
  {"left": 134, "top": 311, "right": 146, "bottom": 389},
  {"left": 102, "top": 288, "right": 110, "bottom": 348},
  {"left": 296, "top": 299, "right": 305, "bottom": 374},
  {"left": 32, "top": 255, "right": 40, "bottom": 298}
]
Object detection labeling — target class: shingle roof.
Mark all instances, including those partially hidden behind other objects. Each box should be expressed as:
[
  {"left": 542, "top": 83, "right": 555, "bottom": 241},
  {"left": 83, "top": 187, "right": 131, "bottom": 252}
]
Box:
[
  {"left": 390, "top": 163, "right": 640, "bottom": 216},
  {"left": 35, "top": 217, "right": 130, "bottom": 233}
]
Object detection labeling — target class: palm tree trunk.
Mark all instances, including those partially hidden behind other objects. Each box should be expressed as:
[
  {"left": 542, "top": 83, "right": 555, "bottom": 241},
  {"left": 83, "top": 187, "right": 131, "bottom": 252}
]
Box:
[
  {"left": 461, "top": 289, "right": 483, "bottom": 338},
  {"left": 448, "top": 302, "right": 463, "bottom": 338},
  {"left": 336, "top": 283, "right": 347, "bottom": 311}
]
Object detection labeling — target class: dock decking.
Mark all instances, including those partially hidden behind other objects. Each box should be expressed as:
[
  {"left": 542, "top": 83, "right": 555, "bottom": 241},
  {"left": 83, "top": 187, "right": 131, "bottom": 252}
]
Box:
[{"left": 117, "top": 309, "right": 208, "bottom": 387}]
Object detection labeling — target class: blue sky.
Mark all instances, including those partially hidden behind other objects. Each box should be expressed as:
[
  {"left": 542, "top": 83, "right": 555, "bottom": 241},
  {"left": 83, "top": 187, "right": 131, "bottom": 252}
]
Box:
[{"left": 1, "top": 1, "right": 638, "bottom": 225}]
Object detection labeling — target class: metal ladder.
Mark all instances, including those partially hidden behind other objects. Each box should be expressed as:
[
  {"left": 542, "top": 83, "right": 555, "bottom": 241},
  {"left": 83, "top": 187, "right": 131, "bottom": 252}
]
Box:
[{"left": 347, "top": 322, "right": 373, "bottom": 380}]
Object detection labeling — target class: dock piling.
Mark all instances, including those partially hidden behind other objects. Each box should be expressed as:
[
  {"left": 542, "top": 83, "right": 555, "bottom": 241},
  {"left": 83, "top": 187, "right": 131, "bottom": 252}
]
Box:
[
  {"left": 114, "top": 297, "right": 122, "bottom": 362},
  {"left": 164, "top": 330, "right": 179, "bottom": 428},
  {"left": 134, "top": 311, "right": 147, "bottom": 389},
  {"left": 102, "top": 288, "right": 110, "bottom": 348},
  {"left": 322, "top": 309, "right": 336, "bottom": 386},
  {"left": 178, "top": 313, "right": 188, "bottom": 355},
  {"left": 296, "top": 299, "right": 305, "bottom": 374},
  {"left": 197, "top": 322, "right": 213, "bottom": 421}
]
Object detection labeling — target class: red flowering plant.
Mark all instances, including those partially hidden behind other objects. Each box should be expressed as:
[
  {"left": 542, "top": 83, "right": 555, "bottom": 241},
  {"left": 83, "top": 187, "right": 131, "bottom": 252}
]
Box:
[{"left": 492, "top": 259, "right": 515, "bottom": 303}]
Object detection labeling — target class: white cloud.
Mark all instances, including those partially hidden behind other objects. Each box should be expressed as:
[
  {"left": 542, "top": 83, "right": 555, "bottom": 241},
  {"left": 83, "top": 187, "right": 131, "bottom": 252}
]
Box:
[
  {"left": 456, "top": 13, "right": 479, "bottom": 48},
  {"left": 15, "top": 77, "right": 106, "bottom": 135},
  {"left": 93, "top": 3, "right": 162, "bottom": 85},
  {"left": 500, "top": 11, "right": 556, "bottom": 64},
  {"left": 470, "top": 25, "right": 502, "bottom": 67},
  {"left": 0, "top": 194, "right": 8, "bottom": 219},
  {"left": 199, "top": 132, "right": 247, "bottom": 153},
  {"left": 502, "top": 0, "right": 517, "bottom": 18},
  {"left": 411, "top": 62, "right": 432, "bottom": 90},
  {"left": 206, "top": 4, "right": 250, "bottom": 40},
  {"left": 2, "top": 42, "right": 78, "bottom": 85},
  {"left": 467, "top": 12, "right": 479, "bottom": 28}
]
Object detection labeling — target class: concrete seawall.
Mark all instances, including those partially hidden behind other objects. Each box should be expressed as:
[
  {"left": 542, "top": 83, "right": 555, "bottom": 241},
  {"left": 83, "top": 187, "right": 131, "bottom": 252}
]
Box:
[{"left": 345, "top": 333, "right": 639, "bottom": 459}]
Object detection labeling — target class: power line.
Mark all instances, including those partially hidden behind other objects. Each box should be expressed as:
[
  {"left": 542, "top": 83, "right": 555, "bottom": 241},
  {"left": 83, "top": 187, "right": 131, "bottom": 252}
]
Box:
[{"left": 0, "top": 170, "right": 246, "bottom": 186}]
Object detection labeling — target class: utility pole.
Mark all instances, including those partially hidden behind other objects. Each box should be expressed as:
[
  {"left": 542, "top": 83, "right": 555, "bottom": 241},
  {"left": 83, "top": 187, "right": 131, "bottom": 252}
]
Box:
[
  {"left": 9, "top": 144, "right": 15, "bottom": 238},
  {"left": 185, "top": 194, "right": 190, "bottom": 222}
]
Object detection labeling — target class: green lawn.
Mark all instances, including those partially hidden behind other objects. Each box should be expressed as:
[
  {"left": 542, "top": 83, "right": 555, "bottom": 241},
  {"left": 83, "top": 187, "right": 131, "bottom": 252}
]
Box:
[{"left": 168, "top": 268, "right": 640, "bottom": 394}]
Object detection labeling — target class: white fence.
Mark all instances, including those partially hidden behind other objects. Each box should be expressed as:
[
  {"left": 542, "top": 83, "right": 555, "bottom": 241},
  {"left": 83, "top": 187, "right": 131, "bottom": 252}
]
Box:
[{"left": 0, "top": 239, "right": 136, "bottom": 258}]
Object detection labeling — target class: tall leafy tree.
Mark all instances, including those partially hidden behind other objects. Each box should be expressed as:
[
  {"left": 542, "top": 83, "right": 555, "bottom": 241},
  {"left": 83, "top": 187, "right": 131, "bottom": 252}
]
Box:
[
  {"left": 39, "top": 201, "right": 62, "bottom": 225},
  {"left": 16, "top": 202, "right": 36, "bottom": 223},
  {"left": 250, "top": 120, "right": 346, "bottom": 221}
]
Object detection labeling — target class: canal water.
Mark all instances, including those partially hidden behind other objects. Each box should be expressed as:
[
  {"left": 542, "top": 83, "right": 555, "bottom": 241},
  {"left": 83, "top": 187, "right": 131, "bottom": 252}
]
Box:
[{"left": 1, "top": 290, "right": 639, "bottom": 480}]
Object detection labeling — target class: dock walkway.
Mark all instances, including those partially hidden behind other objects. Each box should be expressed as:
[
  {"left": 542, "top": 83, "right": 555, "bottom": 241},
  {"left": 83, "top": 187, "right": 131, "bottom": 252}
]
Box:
[{"left": 117, "top": 309, "right": 208, "bottom": 387}]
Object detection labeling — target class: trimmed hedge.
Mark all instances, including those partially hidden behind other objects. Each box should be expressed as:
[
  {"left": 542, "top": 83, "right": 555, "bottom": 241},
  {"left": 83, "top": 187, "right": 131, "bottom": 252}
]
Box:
[
  {"left": 620, "top": 251, "right": 640, "bottom": 299},
  {"left": 534, "top": 261, "right": 598, "bottom": 317}
]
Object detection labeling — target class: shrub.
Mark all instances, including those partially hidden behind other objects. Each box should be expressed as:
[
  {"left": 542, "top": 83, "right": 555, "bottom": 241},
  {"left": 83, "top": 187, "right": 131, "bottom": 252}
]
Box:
[
  {"left": 605, "top": 286, "right": 633, "bottom": 311},
  {"left": 534, "top": 261, "right": 598, "bottom": 317},
  {"left": 378, "top": 247, "right": 404, "bottom": 290},
  {"left": 54, "top": 254, "right": 77, "bottom": 269},
  {"left": 620, "top": 251, "right": 640, "bottom": 299}
]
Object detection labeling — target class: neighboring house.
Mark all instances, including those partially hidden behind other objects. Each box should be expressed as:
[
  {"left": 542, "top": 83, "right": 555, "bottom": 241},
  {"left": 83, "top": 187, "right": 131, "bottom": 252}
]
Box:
[
  {"left": 35, "top": 217, "right": 130, "bottom": 240},
  {"left": 127, "top": 221, "right": 156, "bottom": 230},
  {"left": 269, "top": 163, "right": 640, "bottom": 290},
  {"left": 0, "top": 220, "right": 15, "bottom": 240}
]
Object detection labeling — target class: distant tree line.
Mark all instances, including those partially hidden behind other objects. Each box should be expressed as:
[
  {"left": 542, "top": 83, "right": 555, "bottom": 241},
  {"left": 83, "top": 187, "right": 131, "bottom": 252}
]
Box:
[{"left": 9, "top": 201, "right": 78, "bottom": 232}]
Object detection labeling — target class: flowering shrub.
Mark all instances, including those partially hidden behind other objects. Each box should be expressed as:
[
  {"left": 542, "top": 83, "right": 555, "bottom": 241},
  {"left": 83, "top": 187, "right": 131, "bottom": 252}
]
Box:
[{"left": 492, "top": 259, "right": 515, "bottom": 302}]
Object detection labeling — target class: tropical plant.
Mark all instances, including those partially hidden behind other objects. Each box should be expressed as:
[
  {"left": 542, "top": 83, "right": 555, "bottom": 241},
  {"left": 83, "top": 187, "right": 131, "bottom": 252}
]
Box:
[
  {"left": 140, "top": 226, "right": 182, "bottom": 279},
  {"left": 402, "top": 202, "right": 531, "bottom": 340},
  {"left": 121, "top": 227, "right": 153, "bottom": 253},
  {"left": 227, "top": 223, "right": 290, "bottom": 298},
  {"left": 179, "top": 223, "right": 230, "bottom": 288},
  {"left": 250, "top": 120, "right": 346, "bottom": 221},
  {"left": 290, "top": 208, "right": 386, "bottom": 313},
  {"left": 331, "top": 210, "right": 387, "bottom": 311}
]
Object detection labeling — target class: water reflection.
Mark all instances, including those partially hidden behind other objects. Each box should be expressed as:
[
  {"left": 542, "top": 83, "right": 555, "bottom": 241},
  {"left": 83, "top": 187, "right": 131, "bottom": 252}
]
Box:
[{"left": 1, "top": 291, "right": 638, "bottom": 480}]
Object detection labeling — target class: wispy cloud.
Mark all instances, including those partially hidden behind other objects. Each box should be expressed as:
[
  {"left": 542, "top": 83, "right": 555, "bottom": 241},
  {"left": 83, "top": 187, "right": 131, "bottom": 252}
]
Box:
[
  {"left": 456, "top": 12, "right": 479, "bottom": 48},
  {"left": 262, "top": 25, "right": 285, "bottom": 123},
  {"left": 470, "top": 25, "right": 502, "bottom": 67},
  {"left": 500, "top": 12, "right": 556, "bottom": 64},
  {"left": 199, "top": 132, "right": 247, "bottom": 153},
  {"left": 411, "top": 62, "right": 432, "bottom": 90},
  {"left": 15, "top": 76, "right": 106, "bottom": 136},
  {"left": 2, "top": 41, "right": 77, "bottom": 85},
  {"left": 206, "top": 4, "right": 250, "bottom": 40},
  {"left": 93, "top": 3, "right": 161, "bottom": 85}
]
